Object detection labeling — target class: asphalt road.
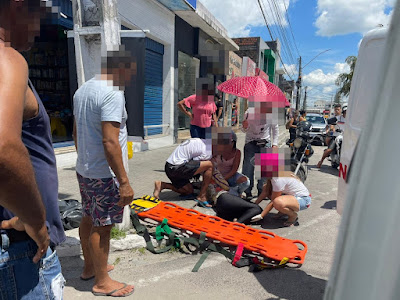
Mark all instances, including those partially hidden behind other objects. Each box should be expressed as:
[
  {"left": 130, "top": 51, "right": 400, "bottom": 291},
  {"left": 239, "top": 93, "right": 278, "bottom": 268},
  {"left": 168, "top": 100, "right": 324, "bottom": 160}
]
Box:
[{"left": 61, "top": 142, "right": 342, "bottom": 300}]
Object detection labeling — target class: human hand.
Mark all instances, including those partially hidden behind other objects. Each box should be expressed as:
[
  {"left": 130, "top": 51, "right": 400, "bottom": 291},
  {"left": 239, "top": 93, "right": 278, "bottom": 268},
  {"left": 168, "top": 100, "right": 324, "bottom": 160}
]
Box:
[
  {"left": 242, "top": 120, "right": 249, "bottom": 129},
  {"left": 272, "top": 145, "right": 278, "bottom": 148},
  {"left": 0, "top": 217, "right": 49, "bottom": 263},
  {"left": 188, "top": 112, "right": 193, "bottom": 120},
  {"left": 118, "top": 182, "right": 134, "bottom": 207}
]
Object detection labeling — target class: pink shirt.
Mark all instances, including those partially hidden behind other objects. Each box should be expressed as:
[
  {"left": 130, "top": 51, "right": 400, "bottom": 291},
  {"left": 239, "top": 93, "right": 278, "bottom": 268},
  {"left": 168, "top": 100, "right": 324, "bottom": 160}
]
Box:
[{"left": 184, "top": 95, "right": 217, "bottom": 128}]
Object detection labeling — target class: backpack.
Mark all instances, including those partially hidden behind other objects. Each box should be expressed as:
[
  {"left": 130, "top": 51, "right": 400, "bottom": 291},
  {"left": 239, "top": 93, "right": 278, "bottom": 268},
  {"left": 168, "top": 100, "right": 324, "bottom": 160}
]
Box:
[{"left": 58, "top": 199, "right": 82, "bottom": 230}]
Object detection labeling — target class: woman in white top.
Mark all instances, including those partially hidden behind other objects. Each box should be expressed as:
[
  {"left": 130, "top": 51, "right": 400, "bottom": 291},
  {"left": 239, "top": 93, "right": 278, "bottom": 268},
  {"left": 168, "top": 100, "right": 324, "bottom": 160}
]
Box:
[
  {"left": 212, "top": 131, "right": 250, "bottom": 196},
  {"left": 252, "top": 174, "right": 311, "bottom": 226}
]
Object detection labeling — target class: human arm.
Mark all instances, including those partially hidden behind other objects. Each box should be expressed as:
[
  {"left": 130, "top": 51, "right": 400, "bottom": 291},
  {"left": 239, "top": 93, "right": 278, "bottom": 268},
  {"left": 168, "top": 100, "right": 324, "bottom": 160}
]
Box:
[
  {"left": 216, "top": 107, "right": 223, "bottom": 120},
  {"left": 102, "top": 121, "right": 134, "bottom": 206},
  {"left": 224, "top": 150, "right": 241, "bottom": 180},
  {"left": 289, "top": 118, "right": 296, "bottom": 128},
  {"left": 212, "top": 113, "right": 219, "bottom": 127},
  {"left": 177, "top": 99, "right": 193, "bottom": 120},
  {"left": 0, "top": 48, "right": 49, "bottom": 263}
]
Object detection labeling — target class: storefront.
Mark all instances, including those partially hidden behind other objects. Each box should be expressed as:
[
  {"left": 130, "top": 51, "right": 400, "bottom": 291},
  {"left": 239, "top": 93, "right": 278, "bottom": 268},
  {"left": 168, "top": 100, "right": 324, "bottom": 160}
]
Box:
[
  {"left": 239, "top": 57, "right": 256, "bottom": 122},
  {"left": 23, "top": 2, "right": 74, "bottom": 145},
  {"left": 223, "top": 51, "right": 242, "bottom": 128}
]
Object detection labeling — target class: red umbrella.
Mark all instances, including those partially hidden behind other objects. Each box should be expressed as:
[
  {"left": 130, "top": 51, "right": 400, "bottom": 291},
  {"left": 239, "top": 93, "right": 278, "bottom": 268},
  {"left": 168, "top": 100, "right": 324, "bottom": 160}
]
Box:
[{"left": 217, "top": 76, "right": 288, "bottom": 107}]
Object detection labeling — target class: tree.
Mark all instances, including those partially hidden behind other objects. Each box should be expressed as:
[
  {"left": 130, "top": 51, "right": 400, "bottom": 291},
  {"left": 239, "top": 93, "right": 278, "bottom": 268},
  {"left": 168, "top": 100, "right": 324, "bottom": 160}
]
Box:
[
  {"left": 334, "top": 92, "right": 341, "bottom": 105},
  {"left": 335, "top": 56, "right": 357, "bottom": 98}
]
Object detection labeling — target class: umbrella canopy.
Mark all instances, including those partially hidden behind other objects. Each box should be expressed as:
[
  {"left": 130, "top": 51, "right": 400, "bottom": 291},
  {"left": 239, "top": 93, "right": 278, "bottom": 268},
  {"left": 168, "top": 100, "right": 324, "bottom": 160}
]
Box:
[{"left": 217, "top": 76, "right": 288, "bottom": 107}]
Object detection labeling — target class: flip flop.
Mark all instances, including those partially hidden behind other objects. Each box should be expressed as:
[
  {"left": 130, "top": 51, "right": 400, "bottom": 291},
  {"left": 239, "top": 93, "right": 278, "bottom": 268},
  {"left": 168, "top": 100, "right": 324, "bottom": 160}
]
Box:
[
  {"left": 194, "top": 199, "right": 212, "bottom": 208},
  {"left": 92, "top": 283, "right": 134, "bottom": 297},
  {"left": 283, "top": 217, "right": 299, "bottom": 227},
  {"left": 80, "top": 265, "right": 114, "bottom": 281}
]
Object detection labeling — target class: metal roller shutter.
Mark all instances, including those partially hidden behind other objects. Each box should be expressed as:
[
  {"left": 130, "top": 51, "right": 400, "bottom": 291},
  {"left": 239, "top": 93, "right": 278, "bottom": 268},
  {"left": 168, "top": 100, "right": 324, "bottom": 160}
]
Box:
[{"left": 144, "top": 38, "right": 164, "bottom": 136}]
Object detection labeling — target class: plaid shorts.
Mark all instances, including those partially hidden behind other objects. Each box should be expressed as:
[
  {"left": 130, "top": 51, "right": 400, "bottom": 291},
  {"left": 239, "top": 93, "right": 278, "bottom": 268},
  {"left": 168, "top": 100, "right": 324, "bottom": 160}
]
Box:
[{"left": 76, "top": 172, "right": 123, "bottom": 226}]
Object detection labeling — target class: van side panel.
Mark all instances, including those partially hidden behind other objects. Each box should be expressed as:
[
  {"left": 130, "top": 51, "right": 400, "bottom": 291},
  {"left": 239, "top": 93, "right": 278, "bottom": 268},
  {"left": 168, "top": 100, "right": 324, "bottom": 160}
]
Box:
[{"left": 337, "top": 28, "right": 387, "bottom": 214}]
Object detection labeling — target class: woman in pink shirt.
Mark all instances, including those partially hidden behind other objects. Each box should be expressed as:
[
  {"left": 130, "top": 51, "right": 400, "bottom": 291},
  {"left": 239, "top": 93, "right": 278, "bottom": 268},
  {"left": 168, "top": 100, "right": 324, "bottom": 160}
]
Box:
[{"left": 178, "top": 93, "right": 218, "bottom": 139}]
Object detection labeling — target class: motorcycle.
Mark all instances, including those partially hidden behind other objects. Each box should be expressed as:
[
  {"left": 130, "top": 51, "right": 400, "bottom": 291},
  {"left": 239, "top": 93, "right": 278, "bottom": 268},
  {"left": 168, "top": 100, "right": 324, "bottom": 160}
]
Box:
[
  {"left": 325, "top": 117, "right": 343, "bottom": 169},
  {"left": 288, "top": 121, "right": 316, "bottom": 182}
]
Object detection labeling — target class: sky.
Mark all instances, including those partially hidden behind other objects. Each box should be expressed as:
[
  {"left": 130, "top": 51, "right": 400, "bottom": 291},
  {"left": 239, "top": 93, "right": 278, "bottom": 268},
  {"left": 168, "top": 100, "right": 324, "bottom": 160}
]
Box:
[{"left": 200, "top": 0, "right": 396, "bottom": 106}]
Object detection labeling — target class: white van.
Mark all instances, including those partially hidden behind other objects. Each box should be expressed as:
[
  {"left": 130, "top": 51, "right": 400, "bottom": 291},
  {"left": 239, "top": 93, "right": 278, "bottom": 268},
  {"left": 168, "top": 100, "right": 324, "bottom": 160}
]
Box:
[
  {"left": 336, "top": 27, "right": 387, "bottom": 214},
  {"left": 324, "top": 3, "right": 400, "bottom": 297}
]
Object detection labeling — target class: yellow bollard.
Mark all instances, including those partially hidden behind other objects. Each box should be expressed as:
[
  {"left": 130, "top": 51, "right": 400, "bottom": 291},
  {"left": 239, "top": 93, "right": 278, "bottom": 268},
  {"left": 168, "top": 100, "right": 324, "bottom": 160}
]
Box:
[{"left": 127, "top": 141, "right": 133, "bottom": 159}]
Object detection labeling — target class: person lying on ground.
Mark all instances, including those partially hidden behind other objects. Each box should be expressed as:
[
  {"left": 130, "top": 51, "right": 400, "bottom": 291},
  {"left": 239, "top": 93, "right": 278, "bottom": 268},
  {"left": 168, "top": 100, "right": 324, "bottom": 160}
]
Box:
[
  {"left": 205, "top": 185, "right": 262, "bottom": 224},
  {"left": 154, "top": 138, "right": 214, "bottom": 207},
  {"left": 251, "top": 174, "right": 311, "bottom": 227},
  {"left": 211, "top": 131, "right": 250, "bottom": 197}
]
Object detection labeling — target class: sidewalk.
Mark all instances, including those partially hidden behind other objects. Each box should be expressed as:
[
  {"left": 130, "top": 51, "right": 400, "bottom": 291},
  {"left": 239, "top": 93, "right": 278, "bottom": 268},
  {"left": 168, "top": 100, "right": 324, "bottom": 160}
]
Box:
[{"left": 57, "top": 125, "right": 289, "bottom": 257}]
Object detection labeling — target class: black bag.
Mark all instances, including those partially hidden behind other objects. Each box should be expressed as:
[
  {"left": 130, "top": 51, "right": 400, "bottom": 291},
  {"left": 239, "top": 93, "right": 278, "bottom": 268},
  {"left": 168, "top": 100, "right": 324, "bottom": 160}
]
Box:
[{"left": 59, "top": 200, "right": 82, "bottom": 230}]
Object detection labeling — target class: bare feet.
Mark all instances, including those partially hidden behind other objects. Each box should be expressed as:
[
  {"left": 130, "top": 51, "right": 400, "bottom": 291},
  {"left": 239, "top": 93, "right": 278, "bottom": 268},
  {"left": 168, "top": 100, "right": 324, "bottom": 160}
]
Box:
[
  {"left": 316, "top": 160, "right": 323, "bottom": 168},
  {"left": 92, "top": 280, "right": 134, "bottom": 297},
  {"left": 153, "top": 181, "right": 163, "bottom": 199},
  {"left": 80, "top": 264, "right": 114, "bottom": 280}
]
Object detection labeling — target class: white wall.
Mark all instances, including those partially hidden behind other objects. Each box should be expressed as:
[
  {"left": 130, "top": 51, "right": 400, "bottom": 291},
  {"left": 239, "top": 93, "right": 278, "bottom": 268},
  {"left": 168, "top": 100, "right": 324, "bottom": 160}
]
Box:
[{"left": 118, "top": 0, "right": 175, "bottom": 149}]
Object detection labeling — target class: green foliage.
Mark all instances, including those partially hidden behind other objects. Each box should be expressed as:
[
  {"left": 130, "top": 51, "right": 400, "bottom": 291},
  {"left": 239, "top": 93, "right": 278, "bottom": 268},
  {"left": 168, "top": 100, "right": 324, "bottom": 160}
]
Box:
[
  {"left": 113, "top": 257, "right": 121, "bottom": 266},
  {"left": 110, "top": 227, "right": 126, "bottom": 240},
  {"left": 335, "top": 56, "right": 357, "bottom": 98}
]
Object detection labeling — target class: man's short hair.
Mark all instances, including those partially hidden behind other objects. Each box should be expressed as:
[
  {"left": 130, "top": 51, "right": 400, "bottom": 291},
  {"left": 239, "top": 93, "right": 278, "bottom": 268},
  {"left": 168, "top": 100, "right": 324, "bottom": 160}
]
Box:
[
  {"left": 101, "top": 47, "right": 133, "bottom": 72},
  {"left": 299, "top": 109, "right": 306, "bottom": 115},
  {"left": 334, "top": 104, "right": 342, "bottom": 109}
]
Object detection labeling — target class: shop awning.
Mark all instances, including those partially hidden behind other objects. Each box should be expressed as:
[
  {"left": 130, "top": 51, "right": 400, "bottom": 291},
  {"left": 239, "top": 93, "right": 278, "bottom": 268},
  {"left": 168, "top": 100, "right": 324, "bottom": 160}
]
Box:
[{"left": 155, "top": 0, "right": 239, "bottom": 51}]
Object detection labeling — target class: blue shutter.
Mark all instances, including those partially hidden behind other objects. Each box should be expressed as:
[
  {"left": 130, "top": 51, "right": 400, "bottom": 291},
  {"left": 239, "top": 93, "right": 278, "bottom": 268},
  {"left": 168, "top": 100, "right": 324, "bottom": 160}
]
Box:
[{"left": 144, "top": 38, "right": 164, "bottom": 136}]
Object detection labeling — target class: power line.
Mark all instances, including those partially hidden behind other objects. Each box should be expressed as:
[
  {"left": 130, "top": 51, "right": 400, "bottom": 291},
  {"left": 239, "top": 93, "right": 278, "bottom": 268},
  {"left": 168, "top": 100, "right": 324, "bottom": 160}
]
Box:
[
  {"left": 282, "top": 0, "right": 301, "bottom": 57},
  {"left": 256, "top": 0, "right": 294, "bottom": 81},
  {"left": 262, "top": 0, "right": 297, "bottom": 67}
]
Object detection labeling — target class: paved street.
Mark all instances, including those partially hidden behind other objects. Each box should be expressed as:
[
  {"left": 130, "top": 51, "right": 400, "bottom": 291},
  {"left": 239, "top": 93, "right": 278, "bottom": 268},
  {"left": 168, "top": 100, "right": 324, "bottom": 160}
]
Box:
[{"left": 59, "top": 132, "right": 341, "bottom": 300}]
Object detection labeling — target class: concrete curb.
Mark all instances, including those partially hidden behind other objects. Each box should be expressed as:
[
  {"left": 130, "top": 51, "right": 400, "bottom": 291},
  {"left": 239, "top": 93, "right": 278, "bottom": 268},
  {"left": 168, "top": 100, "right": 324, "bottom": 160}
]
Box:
[{"left": 57, "top": 229, "right": 147, "bottom": 258}]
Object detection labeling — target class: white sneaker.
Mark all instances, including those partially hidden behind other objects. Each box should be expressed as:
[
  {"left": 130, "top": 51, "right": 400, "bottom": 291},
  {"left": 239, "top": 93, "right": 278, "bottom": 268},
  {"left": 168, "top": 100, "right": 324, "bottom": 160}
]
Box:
[{"left": 251, "top": 214, "right": 263, "bottom": 222}]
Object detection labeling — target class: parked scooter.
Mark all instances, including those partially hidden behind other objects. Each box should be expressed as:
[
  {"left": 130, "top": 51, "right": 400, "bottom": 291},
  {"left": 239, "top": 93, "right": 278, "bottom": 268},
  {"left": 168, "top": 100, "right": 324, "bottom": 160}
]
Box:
[
  {"left": 288, "top": 121, "right": 316, "bottom": 182},
  {"left": 324, "top": 117, "right": 343, "bottom": 169}
]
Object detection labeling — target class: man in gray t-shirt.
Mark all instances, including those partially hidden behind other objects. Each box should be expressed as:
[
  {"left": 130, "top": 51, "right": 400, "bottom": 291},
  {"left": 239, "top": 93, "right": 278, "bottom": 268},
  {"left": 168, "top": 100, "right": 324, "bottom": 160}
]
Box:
[{"left": 72, "top": 49, "right": 136, "bottom": 297}]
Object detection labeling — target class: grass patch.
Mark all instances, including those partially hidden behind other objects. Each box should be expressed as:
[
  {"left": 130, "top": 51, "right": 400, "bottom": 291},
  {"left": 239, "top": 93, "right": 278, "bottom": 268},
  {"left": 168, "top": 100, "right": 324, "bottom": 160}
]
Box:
[
  {"left": 138, "top": 247, "right": 146, "bottom": 255},
  {"left": 110, "top": 227, "right": 126, "bottom": 240},
  {"left": 113, "top": 257, "right": 121, "bottom": 265}
]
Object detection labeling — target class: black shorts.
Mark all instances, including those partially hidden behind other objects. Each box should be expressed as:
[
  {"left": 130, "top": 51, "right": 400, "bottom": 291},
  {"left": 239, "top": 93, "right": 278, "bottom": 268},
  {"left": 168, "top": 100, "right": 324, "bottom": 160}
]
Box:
[{"left": 165, "top": 161, "right": 201, "bottom": 189}]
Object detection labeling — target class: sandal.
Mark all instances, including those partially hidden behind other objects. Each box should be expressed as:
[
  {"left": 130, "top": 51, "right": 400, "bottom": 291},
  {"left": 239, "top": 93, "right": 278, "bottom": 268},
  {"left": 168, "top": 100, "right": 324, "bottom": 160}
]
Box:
[
  {"left": 194, "top": 199, "right": 212, "bottom": 208},
  {"left": 283, "top": 217, "right": 298, "bottom": 227},
  {"left": 92, "top": 283, "right": 134, "bottom": 297}
]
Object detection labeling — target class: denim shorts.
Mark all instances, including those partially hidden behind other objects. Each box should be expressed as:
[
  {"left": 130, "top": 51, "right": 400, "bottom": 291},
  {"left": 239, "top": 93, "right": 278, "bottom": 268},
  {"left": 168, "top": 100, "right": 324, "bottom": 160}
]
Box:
[
  {"left": 296, "top": 195, "right": 312, "bottom": 210},
  {"left": 0, "top": 235, "right": 65, "bottom": 300},
  {"left": 77, "top": 172, "right": 124, "bottom": 226},
  {"left": 227, "top": 172, "right": 245, "bottom": 186}
]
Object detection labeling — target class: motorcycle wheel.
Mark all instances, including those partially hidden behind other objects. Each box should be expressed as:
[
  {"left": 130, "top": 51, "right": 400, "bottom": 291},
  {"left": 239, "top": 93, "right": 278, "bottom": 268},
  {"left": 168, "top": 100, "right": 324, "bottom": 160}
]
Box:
[
  {"left": 291, "top": 163, "right": 307, "bottom": 182},
  {"left": 297, "top": 168, "right": 307, "bottom": 183}
]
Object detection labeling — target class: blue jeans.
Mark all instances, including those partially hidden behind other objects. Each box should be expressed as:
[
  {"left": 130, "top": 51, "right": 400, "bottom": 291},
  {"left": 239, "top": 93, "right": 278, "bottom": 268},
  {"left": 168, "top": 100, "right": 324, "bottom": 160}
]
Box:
[
  {"left": 190, "top": 124, "right": 208, "bottom": 139},
  {"left": 227, "top": 172, "right": 250, "bottom": 196},
  {"left": 0, "top": 234, "right": 65, "bottom": 300},
  {"left": 242, "top": 140, "right": 271, "bottom": 196}
]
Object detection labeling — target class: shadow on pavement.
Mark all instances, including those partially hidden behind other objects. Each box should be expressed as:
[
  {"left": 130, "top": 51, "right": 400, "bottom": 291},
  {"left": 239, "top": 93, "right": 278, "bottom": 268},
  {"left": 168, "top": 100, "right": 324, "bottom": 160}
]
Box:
[
  {"left": 310, "top": 164, "right": 339, "bottom": 176},
  {"left": 60, "top": 256, "right": 93, "bottom": 293},
  {"left": 254, "top": 267, "right": 327, "bottom": 300},
  {"left": 321, "top": 200, "right": 337, "bottom": 210},
  {"left": 58, "top": 193, "right": 74, "bottom": 200}
]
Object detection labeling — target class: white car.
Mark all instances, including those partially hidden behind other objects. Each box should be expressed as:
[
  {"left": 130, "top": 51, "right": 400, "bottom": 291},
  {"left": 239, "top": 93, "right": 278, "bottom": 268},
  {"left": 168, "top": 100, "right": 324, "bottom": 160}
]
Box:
[{"left": 306, "top": 113, "right": 327, "bottom": 145}]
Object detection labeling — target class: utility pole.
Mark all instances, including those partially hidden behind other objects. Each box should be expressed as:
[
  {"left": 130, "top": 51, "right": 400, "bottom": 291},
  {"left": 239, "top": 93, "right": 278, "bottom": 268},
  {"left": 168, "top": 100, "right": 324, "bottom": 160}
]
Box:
[
  {"left": 303, "top": 86, "right": 307, "bottom": 111},
  {"left": 295, "top": 56, "right": 302, "bottom": 110}
]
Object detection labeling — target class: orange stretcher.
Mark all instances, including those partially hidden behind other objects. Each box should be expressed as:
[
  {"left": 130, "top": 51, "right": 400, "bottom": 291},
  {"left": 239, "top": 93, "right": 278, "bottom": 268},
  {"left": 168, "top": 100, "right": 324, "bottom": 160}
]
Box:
[{"left": 134, "top": 199, "right": 307, "bottom": 266}]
